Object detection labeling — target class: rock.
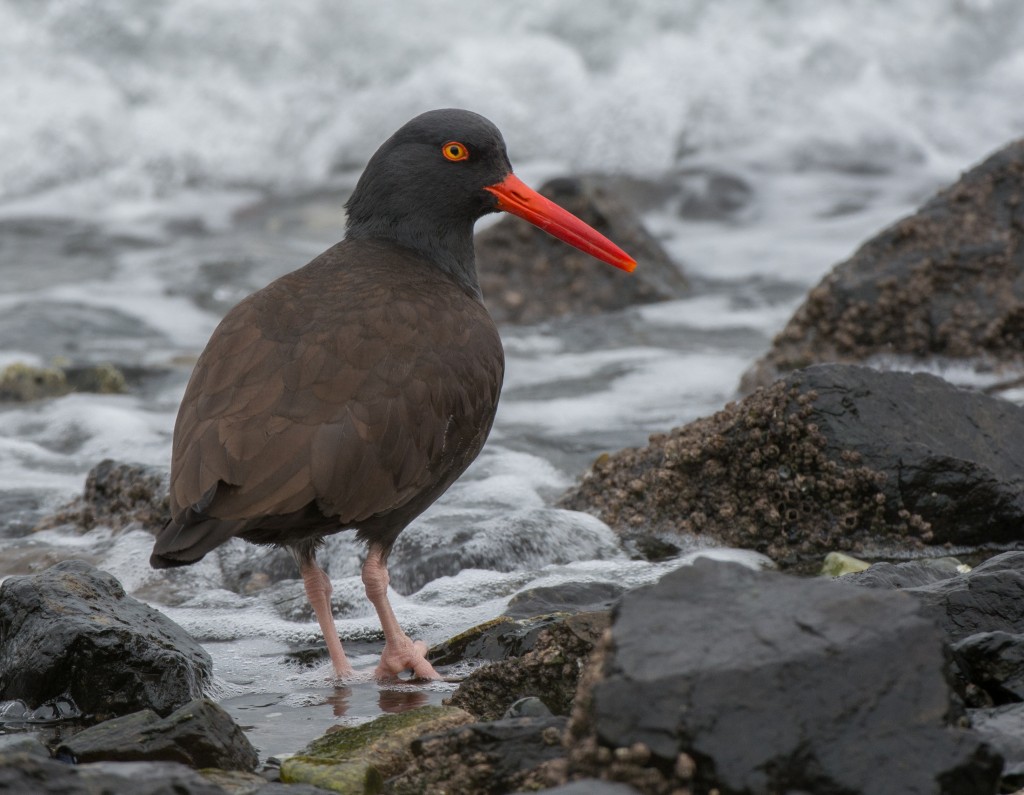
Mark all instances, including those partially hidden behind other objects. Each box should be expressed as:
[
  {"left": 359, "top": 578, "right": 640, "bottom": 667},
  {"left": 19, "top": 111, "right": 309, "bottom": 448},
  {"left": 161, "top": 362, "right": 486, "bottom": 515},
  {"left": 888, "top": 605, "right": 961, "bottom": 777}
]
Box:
[
  {"left": 448, "top": 612, "right": 609, "bottom": 721},
  {"left": 820, "top": 551, "right": 871, "bottom": 577},
  {"left": 0, "top": 755, "right": 227, "bottom": 794},
  {"left": 0, "top": 361, "right": 130, "bottom": 403},
  {"left": 561, "top": 364, "right": 1024, "bottom": 565},
  {"left": 503, "top": 581, "right": 625, "bottom": 619},
  {"left": 280, "top": 705, "right": 473, "bottom": 792},
  {"left": 55, "top": 698, "right": 258, "bottom": 771},
  {"left": 39, "top": 459, "right": 171, "bottom": 533},
  {"left": 386, "top": 715, "right": 568, "bottom": 795},
  {"left": 953, "top": 632, "right": 1024, "bottom": 704},
  {"left": 971, "top": 703, "right": 1024, "bottom": 784},
  {"left": 854, "top": 552, "right": 1024, "bottom": 642},
  {"left": 536, "top": 782, "right": 643, "bottom": 795},
  {"left": 0, "top": 733, "right": 49, "bottom": 756},
  {"left": 0, "top": 560, "right": 212, "bottom": 720},
  {"left": 505, "top": 697, "right": 555, "bottom": 719},
  {"left": 568, "top": 558, "right": 1002, "bottom": 794},
  {"left": 475, "top": 175, "right": 686, "bottom": 325},
  {"left": 842, "top": 557, "right": 970, "bottom": 589},
  {"left": 388, "top": 507, "right": 622, "bottom": 594},
  {"left": 428, "top": 617, "right": 534, "bottom": 667},
  {"left": 742, "top": 138, "right": 1024, "bottom": 391},
  {"left": 0, "top": 362, "right": 69, "bottom": 401}
]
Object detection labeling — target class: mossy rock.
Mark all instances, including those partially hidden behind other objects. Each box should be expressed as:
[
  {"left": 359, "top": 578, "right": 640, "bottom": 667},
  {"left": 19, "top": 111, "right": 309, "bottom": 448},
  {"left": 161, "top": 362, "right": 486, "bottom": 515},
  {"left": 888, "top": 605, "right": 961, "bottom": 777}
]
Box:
[
  {"left": 281, "top": 705, "right": 473, "bottom": 794},
  {"left": 0, "top": 362, "right": 69, "bottom": 401}
]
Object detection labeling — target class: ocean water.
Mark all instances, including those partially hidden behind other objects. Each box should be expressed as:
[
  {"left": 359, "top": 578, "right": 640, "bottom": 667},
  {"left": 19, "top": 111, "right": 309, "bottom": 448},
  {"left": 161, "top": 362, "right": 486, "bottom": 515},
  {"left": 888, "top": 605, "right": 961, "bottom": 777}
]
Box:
[{"left": 1, "top": 0, "right": 1023, "bottom": 758}]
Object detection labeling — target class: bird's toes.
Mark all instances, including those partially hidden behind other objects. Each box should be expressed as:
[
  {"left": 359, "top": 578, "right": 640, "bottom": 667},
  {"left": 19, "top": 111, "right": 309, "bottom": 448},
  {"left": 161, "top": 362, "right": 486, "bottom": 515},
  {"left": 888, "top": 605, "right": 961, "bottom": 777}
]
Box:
[{"left": 375, "top": 638, "right": 441, "bottom": 681}]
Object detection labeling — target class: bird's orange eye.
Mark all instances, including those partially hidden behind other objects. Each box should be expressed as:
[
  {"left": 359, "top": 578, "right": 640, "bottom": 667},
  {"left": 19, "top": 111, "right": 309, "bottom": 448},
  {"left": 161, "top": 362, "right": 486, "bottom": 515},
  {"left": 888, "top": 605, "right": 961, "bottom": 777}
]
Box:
[{"left": 442, "top": 141, "right": 469, "bottom": 162}]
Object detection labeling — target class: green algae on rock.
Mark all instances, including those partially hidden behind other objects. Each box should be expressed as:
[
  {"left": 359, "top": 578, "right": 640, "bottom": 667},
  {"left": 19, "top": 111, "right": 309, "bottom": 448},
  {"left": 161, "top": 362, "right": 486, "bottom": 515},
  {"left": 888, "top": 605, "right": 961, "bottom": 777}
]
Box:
[{"left": 280, "top": 705, "right": 473, "bottom": 794}]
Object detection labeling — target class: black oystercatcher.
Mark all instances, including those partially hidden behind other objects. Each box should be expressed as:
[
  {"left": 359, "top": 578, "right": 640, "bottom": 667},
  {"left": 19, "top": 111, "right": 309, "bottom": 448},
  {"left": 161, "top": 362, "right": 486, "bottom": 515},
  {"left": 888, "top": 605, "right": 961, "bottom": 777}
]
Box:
[{"left": 150, "top": 109, "right": 636, "bottom": 680}]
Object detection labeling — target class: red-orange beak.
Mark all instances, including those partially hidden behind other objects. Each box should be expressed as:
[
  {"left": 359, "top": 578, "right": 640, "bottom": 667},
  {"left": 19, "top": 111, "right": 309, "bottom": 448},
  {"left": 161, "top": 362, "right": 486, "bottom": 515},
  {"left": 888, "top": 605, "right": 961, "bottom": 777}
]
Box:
[{"left": 484, "top": 173, "right": 637, "bottom": 273}]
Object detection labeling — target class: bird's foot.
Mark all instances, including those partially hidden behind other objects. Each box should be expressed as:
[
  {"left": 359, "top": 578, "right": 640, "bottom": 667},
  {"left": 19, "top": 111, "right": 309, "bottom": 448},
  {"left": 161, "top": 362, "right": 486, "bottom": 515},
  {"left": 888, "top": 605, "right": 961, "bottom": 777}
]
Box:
[{"left": 375, "top": 636, "right": 440, "bottom": 681}]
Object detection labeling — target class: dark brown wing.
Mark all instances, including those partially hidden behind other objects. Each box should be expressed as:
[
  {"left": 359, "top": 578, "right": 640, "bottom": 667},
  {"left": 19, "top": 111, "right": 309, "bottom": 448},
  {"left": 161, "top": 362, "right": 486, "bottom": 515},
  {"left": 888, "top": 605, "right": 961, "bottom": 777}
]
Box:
[{"left": 158, "top": 238, "right": 503, "bottom": 559}]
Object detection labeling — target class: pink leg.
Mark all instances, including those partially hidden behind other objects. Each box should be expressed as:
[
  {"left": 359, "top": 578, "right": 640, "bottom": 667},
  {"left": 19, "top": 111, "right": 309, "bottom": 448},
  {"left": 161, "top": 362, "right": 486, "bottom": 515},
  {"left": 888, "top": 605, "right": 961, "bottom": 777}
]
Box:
[
  {"left": 299, "top": 556, "right": 354, "bottom": 678},
  {"left": 362, "top": 546, "right": 440, "bottom": 680}
]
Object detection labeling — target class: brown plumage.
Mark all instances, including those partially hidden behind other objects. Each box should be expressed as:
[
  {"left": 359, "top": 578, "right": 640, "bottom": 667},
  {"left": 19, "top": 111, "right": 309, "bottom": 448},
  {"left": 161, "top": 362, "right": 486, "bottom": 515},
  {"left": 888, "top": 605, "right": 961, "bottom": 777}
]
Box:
[
  {"left": 160, "top": 238, "right": 502, "bottom": 561},
  {"left": 150, "top": 109, "right": 635, "bottom": 680}
]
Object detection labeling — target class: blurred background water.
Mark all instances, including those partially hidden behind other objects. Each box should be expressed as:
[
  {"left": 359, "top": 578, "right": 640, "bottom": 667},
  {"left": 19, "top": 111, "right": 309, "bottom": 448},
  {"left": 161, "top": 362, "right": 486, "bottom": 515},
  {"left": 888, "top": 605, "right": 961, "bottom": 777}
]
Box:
[{"left": 1, "top": 0, "right": 1023, "bottom": 758}]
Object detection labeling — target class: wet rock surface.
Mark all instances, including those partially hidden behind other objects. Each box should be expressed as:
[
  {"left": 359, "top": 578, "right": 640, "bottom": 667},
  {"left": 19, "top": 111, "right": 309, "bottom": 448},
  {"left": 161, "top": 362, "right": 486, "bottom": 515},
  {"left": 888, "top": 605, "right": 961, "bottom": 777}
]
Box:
[
  {"left": 568, "top": 558, "right": 1002, "bottom": 794},
  {"left": 387, "top": 715, "right": 568, "bottom": 795},
  {"left": 743, "top": 138, "right": 1024, "bottom": 390},
  {"left": 447, "top": 611, "right": 609, "bottom": 721},
  {"left": 503, "top": 580, "right": 625, "bottom": 618},
  {"left": 476, "top": 175, "right": 686, "bottom": 325},
  {"left": 0, "top": 559, "right": 211, "bottom": 720},
  {"left": 561, "top": 364, "right": 1024, "bottom": 566},
  {"left": 848, "top": 552, "right": 1024, "bottom": 642},
  {"left": 55, "top": 698, "right": 258, "bottom": 771}
]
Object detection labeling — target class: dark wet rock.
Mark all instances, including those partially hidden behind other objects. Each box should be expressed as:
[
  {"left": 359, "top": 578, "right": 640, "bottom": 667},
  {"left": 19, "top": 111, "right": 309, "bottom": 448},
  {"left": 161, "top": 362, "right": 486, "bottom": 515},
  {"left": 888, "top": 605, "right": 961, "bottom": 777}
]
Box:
[
  {"left": 280, "top": 705, "right": 473, "bottom": 792},
  {"left": 568, "top": 558, "right": 1001, "bottom": 794},
  {"left": 971, "top": 703, "right": 1024, "bottom": 783},
  {"left": 0, "top": 754, "right": 227, "bottom": 794},
  {"left": 448, "top": 612, "right": 609, "bottom": 721},
  {"left": 39, "top": 459, "right": 170, "bottom": 534},
  {"left": 0, "top": 560, "right": 211, "bottom": 720},
  {"left": 743, "top": 138, "right": 1024, "bottom": 391},
  {"left": 428, "top": 617, "right": 536, "bottom": 667},
  {"left": 841, "top": 557, "right": 969, "bottom": 589},
  {"left": 953, "top": 631, "right": 1024, "bottom": 704},
  {"left": 387, "top": 715, "right": 568, "bottom": 795},
  {"left": 503, "top": 581, "right": 625, "bottom": 618},
  {"left": 56, "top": 698, "right": 257, "bottom": 771},
  {"left": 561, "top": 364, "right": 1024, "bottom": 566},
  {"left": 861, "top": 552, "right": 1024, "bottom": 642},
  {"left": 475, "top": 175, "right": 686, "bottom": 325}
]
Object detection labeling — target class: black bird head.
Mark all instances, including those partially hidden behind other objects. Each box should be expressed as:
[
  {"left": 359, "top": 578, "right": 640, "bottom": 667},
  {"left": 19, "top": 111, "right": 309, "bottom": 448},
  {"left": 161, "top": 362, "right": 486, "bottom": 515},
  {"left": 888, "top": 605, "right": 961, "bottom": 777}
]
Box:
[{"left": 345, "top": 108, "right": 635, "bottom": 291}]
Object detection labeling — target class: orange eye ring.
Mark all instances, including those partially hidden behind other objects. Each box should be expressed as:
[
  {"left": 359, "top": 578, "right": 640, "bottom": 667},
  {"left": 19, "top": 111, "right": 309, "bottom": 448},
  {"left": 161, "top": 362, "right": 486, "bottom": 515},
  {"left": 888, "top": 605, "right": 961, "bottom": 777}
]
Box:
[{"left": 442, "top": 141, "right": 469, "bottom": 162}]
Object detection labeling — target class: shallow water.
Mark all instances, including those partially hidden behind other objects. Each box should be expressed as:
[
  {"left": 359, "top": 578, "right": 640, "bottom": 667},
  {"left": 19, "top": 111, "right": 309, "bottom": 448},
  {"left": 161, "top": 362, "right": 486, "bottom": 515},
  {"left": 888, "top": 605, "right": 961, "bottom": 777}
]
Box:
[{"left": 2, "top": 0, "right": 1023, "bottom": 759}]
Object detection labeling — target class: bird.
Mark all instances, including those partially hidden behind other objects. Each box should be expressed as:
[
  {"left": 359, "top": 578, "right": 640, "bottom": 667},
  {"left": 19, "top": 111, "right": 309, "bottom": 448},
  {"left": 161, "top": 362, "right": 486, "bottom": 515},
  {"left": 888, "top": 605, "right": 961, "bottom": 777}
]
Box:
[{"left": 150, "top": 108, "right": 636, "bottom": 681}]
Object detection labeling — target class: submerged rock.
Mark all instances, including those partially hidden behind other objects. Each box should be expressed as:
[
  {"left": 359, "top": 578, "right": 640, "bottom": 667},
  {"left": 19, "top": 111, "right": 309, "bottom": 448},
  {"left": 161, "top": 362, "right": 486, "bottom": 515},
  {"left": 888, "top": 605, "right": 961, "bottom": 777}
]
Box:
[
  {"left": 568, "top": 558, "right": 1001, "bottom": 794},
  {"left": 743, "top": 138, "right": 1024, "bottom": 391},
  {"left": 561, "top": 364, "right": 1024, "bottom": 565},
  {"left": 476, "top": 176, "right": 686, "bottom": 325},
  {"left": 55, "top": 698, "right": 258, "bottom": 771},
  {"left": 0, "top": 560, "right": 211, "bottom": 720}
]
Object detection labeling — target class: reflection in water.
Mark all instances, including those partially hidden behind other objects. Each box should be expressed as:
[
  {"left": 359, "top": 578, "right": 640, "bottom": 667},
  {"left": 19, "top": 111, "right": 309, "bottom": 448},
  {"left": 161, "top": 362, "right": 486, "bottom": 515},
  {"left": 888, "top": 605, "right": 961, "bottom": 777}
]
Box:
[
  {"left": 378, "top": 687, "right": 429, "bottom": 714},
  {"left": 324, "top": 685, "right": 352, "bottom": 717}
]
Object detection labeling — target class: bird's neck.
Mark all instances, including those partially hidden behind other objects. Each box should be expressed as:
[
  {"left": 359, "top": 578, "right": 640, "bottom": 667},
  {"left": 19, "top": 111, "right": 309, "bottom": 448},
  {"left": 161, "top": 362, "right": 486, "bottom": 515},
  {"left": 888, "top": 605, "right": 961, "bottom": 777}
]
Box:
[{"left": 345, "top": 217, "right": 482, "bottom": 301}]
